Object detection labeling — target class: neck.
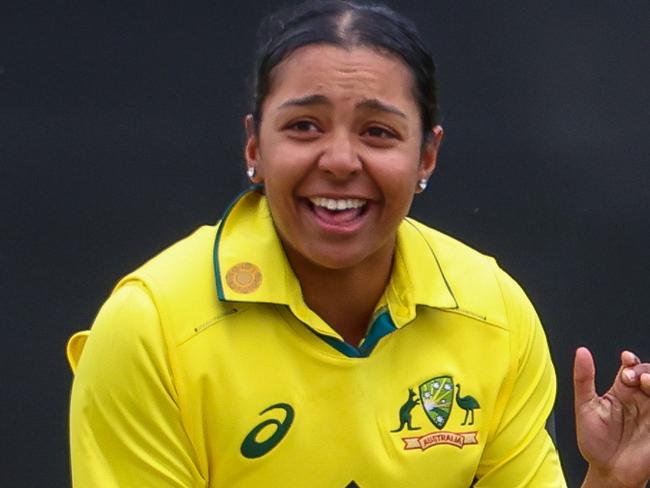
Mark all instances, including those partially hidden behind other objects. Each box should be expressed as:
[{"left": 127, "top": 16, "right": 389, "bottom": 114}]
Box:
[{"left": 284, "top": 243, "right": 395, "bottom": 346}]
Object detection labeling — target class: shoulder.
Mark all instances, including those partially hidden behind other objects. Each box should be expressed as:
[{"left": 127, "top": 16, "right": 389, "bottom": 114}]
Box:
[
  {"left": 70, "top": 225, "right": 224, "bottom": 386},
  {"left": 111, "top": 224, "right": 224, "bottom": 344},
  {"left": 404, "top": 218, "right": 538, "bottom": 331}
]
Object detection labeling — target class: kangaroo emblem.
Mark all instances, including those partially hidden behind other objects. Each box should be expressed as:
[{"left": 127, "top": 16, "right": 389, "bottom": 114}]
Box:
[{"left": 391, "top": 388, "right": 421, "bottom": 432}]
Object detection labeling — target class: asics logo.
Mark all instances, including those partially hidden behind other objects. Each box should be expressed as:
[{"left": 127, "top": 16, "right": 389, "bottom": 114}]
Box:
[{"left": 240, "top": 403, "right": 294, "bottom": 459}]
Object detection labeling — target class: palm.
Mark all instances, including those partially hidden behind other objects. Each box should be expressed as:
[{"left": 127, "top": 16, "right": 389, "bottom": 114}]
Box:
[{"left": 574, "top": 347, "right": 650, "bottom": 487}]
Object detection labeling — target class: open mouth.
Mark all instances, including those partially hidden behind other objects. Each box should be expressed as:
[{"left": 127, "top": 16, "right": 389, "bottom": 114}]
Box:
[{"left": 307, "top": 196, "right": 369, "bottom": 226}]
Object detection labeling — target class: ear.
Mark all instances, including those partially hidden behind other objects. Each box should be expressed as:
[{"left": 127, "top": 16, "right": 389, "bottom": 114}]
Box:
[
  {"left": 416, "top": 125, "right": 444, "bottom": 191},
  {"left": 244, "top": 114, "right": 263, "bottom": 183}
]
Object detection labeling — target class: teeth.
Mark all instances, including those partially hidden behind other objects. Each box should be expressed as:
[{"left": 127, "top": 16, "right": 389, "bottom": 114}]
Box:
[{"left": 309, "top": 197, "right": 367, "bottom": 211}]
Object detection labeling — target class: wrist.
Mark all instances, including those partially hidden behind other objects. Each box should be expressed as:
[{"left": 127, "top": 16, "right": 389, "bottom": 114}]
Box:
[{"left": 582, "top": 466, "right": 648, "bottom": 488}]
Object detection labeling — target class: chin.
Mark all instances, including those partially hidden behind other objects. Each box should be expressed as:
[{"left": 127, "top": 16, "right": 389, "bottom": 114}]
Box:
[
  {"left": 299, "top": 242, "right": 386, "bottom": 272},
  {"left": 308, "top": 254, "right": 364, "bottom": 271},
  {"left": 280, "top": 228, "right": 395, "bottom": 274}
]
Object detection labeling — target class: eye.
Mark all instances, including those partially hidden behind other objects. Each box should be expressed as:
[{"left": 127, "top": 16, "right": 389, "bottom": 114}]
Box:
[
  {"left": 361, "top": 125, "right": 400, "bottom": 148},
  {"left": 287, "top": 120, "right": 321, "bottom": 133},
  {"left": 363, "top": 125, "right": 398, "bottom": 139},
  {"left": 283, "top": 119, "right": 322, "bottom": 141}
]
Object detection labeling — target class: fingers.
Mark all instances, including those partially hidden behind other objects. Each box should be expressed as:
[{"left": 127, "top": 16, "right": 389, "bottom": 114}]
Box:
[
  {"left": 620, "top": 350, "right": 641, "bottom": 368},
  {"left": 641, "top": 372, "right": 650, "bottom": 395},
  {"left": 620, "top": 350, "right": 640, "bottom": 386},
  {"left": 574, "top": 346, "right": 597, "bottom": 408},
  {"left": 574, "top": 348, "right": 649, "bottom": 404},
  {"left": 619, "top": 350, "right": 650, "bottom": 391},
  {"left": 622, "top": 364, "right": 650, "bottom": 393}
]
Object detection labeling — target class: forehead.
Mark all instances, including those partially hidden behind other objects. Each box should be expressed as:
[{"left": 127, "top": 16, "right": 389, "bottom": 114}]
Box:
[{"left": 265, "top": 44, "right": 418, "bottom": 111}]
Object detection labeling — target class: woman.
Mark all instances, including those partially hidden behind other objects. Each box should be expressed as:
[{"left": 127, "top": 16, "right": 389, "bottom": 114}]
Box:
[{"left": 68, "top": 1, "right": 650, "bottom": 486}]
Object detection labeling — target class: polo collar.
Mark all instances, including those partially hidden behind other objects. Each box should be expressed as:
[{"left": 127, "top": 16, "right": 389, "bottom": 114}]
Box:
[
  {"left": 387, "top": 218, "right": 459, "bottom": 325},
  {"left": 213, "top": 188, "right": 458, "bottom": 339}
]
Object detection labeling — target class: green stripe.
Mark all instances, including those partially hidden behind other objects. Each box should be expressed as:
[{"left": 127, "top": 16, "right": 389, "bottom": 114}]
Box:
[
  {"left": 314, "top": 310, "right": 397, "bottom": 358},
  {"left": 359, "top": 311, "right": 396, "bottom": 356},
  {"left": 404, "top": 218, "right": 459, "bottom": 310},
  {"left": 317, "top": 334, "right": 363, "bottom": 358},
  {"left": 213, "top": 185, "right": 263, "bottom": 301}
]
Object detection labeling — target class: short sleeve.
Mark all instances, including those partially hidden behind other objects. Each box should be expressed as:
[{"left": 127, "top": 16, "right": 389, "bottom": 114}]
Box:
[
  {"left": 474, "top": 270, "right": 567, "bottom": 487},
  {"left": 69, "top": 281, "right": 205, "bottom": 487}
]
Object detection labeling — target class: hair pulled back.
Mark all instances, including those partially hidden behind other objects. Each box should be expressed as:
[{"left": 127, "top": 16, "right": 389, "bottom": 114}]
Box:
[{"left": 251, "top": 0, "right": 439, "bottom": 141}]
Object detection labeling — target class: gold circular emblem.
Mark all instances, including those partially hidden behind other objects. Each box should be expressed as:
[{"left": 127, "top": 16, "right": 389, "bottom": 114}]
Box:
[{"left": 225, "top": 262, "right": 262, "bottom": 294}]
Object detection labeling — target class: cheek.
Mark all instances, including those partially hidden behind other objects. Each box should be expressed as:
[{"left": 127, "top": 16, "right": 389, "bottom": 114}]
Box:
[
  {"left": 259, "top": 140, "right": 314, "bottom": 180},
  {"left": 259, "top": 144, "right": 310, "bottom": 219},
  {"left": 368, "top": 152, "right": 420, "bottom": 189}
]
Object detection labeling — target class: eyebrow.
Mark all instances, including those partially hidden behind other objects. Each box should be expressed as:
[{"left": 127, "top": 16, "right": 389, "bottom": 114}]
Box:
[
  {"left": 277, "top": 95, "right": 407, "bottom": 119},
  {"left": 277, "top": 94, "right": 331, "bottom": 110},
  {"left": 356, "top": 98, "right": 407, "bottom": 119}
]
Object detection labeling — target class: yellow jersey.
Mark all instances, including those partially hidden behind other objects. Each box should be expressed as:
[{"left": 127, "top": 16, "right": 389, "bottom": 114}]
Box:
[{"left": 68, "top": 189, "right": 566, "bottom": 487}]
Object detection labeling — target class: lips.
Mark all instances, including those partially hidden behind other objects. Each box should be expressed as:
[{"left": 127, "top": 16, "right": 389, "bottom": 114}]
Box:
[
  {"left": 306, "top": 196, "right": 369, "bottom": 230},
  {"left": 309, "top": 197, "right": 366, "bottom": 211}
]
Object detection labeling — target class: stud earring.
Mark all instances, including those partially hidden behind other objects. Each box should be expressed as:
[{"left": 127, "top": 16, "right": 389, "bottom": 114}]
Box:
[
  {"left": 418, "top": 178, "right": 428, "bottom": 191},
  {"left": 246, "top": 166, "right": 256, "bottom": 180}
]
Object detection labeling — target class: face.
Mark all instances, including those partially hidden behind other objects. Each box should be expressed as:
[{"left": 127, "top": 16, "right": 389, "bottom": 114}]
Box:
[{"left": 245, "top": 45, "right": 443, "bottom": 272}]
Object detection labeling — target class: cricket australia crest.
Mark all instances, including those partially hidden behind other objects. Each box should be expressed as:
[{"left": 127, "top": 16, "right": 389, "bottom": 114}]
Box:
[
  {"left": 391, "top": 375, "right": 480, "bottom": 451},
  {"left": 419, "top": 375, "right": 454, "bottom": 429}
]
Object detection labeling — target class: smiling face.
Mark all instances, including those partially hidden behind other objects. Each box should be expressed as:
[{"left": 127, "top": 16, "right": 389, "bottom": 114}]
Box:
[{"left": 245, "top": 44, "right": 442, "bottom": 272}]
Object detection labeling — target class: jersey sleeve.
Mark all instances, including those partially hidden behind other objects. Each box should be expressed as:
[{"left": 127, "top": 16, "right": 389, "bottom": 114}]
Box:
[
  {"left": 474, "top": 269, "right": 567, "bottom": 487},
  {"left": 69, "top": 281, "right": 205, "bottom": 487}
]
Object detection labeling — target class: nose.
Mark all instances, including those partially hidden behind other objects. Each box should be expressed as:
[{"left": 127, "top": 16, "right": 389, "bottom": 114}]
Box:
[{"left": 318, "top": 130, "right": 361, "bottom": 180}]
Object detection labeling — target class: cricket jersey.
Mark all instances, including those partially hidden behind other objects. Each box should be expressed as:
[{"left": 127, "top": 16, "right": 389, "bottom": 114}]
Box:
[{"left": 68, "top": 188, "right": 567, "bottom": 487}]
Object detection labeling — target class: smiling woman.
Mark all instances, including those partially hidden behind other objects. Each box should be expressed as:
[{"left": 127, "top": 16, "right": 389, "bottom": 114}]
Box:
[
  {"left": 245, "top": 45, "right": 441, "bottom": 344},
  {"left": 67, "top": 1, "right": 650, "bottom": 487}
]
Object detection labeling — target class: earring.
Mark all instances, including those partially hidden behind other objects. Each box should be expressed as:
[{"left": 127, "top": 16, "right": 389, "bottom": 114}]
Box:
[
  {"left": 418, "top": 178, "right": 428, "bottom": 191},
  {"left": 246, "top": 166, "right": 256, "bottom": 180}
]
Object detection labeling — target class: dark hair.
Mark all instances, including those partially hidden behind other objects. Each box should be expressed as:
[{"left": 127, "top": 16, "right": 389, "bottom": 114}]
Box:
[{"left": 251, "top": 0, "right": 439, "bottom": 142}]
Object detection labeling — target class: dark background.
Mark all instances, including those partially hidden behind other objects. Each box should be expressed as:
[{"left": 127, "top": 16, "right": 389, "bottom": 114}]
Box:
[{"left": 2, "top": 1, "right": 648, "bottom": 486}]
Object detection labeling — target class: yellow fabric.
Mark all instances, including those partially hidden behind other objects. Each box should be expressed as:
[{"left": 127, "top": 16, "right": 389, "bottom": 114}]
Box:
[
  {"left": 66, "top": 331, "right": 89, "bottom": 373},
  {"left": 69, "top": 189, "right": 566, "bottom": 487}
]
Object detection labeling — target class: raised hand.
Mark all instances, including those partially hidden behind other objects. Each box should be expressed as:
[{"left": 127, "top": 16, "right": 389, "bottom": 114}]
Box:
[{"left": 574, "top": 347, "right": 650, "bottom": 488}]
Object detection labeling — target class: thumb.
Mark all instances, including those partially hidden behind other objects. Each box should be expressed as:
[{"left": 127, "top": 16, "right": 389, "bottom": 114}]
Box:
[{"left": 574, "top": 346, "right": 597, "bottom": 408}]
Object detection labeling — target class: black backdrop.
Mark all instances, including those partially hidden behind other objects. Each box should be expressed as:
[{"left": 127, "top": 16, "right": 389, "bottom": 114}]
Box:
[{"left": 2, "top": 1, "right": 648, "bottom": 486}]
